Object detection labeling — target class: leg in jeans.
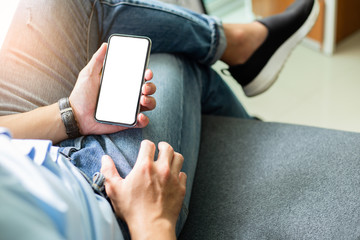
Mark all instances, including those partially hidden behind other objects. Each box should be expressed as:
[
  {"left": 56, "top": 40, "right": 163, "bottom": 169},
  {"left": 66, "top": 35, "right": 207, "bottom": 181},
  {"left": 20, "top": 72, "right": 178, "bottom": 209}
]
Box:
[{"left": 93, "top": 0, "right": 226, "bottom": 65}]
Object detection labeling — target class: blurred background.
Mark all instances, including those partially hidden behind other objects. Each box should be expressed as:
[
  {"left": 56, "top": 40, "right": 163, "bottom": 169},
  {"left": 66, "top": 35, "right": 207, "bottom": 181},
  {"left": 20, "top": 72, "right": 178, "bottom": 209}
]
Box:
[
  {"left": 204, "top": 0, "right": 360, "bottom": 133},
  {"left": 0, "top": 1, "right": 19, "bottom": 48}
]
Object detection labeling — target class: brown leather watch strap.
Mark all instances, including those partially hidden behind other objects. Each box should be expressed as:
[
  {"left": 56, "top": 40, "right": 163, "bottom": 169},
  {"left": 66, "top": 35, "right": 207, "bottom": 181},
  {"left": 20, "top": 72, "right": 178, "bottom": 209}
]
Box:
[{"left": 58, "top": 97, "right": 81, "bottom": 139}]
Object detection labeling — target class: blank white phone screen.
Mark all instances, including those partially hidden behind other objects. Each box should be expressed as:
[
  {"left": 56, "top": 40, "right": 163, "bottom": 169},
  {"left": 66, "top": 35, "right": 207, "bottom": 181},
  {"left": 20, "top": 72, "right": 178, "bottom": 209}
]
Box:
[{"left": 95, "top": 35, "right": 150, "bottom": 126}]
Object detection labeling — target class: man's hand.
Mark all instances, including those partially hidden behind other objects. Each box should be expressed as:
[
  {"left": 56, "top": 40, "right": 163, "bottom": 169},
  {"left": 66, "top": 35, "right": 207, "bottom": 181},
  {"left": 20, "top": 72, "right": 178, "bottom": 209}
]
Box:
[
  {"left": 101, "top": 140, "right": 187, "bottom": 240},
  {"left": 69, "top": 43, "right": 156, "bottom": 136}
]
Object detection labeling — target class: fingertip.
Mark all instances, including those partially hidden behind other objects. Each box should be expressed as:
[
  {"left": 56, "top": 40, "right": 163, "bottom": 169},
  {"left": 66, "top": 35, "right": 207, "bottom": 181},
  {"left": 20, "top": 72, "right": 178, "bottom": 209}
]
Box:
[
  {"left": 141, "top": 140, "right": 156, "bottom": 155},
  {"left": 141, "top": 139, "right": 156, "bottom": 149},
  {"left": 101, "top": 155, "right": 123, "bottom": 181},
  {"left": 145, "top": 69, "right": 153, "bottom": 81},
  {"left": 100, "top": 42, "right": 108, "bottom": 53},
  {"left": 88, "top": 43, "right": 108, "bottom": 75},
  {"left": 140, "top": 95, "right": 149, "bottom": 105},
  {"left": 140, "top": 97, "right": 156, "bottom": 113},
  {"left": 136, "top": 113, "right": 149, "bottom": 128},
  {"left": 101, "top": 154, "right": 111, "bottom": 163},
  {"left": 158, "top": 141, "right": 172, "bottom": 151},
  {"left": 96, "top": 42, "right": 107, "bottom": 59},
  {"left": 137, "top": 139, "right": 156, "bottom": 164},
  {"left": 101, "top": 155, "right": 113, "bottom": 170},
  {"left": 142, "top": 82, "right": 156, "bottom": 96},
  {"left": 175, "top": 152, "right": 184, "bottom": 166},
  {"left": 100, "top": 155, "right": 111, "bottom": 175}
]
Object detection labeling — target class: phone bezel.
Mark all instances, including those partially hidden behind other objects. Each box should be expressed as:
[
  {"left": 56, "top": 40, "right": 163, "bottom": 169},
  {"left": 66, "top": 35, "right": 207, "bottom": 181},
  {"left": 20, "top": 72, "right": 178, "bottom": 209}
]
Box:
[{"left": 94, "top": 34, "right": 152, "bottom": 127}]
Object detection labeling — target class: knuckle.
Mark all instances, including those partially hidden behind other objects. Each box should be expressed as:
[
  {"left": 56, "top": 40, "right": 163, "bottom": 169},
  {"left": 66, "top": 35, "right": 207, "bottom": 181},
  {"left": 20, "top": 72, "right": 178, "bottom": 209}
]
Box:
[
  {"left": 141, "top": 159, "right": 153, "bottom": 173},
  {"left": 160, "top": 142, "right": 173, "bottom": 152},
  {"left": 140, "top": 160, "right": 156, "bottom": 178},
  {"left": 160, "top": 165, "right": 171, "bottom": 180},
  {"left": 105, "top": 182, "right": 116, "bottom": 198},
  {"left": 176, "top": 152, "right": 184, "bottom": 162}
]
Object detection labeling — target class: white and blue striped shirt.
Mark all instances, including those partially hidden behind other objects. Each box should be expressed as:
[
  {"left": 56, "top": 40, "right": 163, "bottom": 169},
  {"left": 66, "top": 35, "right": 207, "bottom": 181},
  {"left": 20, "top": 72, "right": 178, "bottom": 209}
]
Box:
[{"left": 0, "top": 128, "right": 123, "bottom": 240}]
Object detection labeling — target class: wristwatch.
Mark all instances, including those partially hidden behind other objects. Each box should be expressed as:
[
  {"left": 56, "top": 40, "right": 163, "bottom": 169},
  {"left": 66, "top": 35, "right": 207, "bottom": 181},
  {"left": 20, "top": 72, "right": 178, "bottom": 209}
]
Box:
[{"left": 58, "top": 97, "right": 81, "bottom": 138}]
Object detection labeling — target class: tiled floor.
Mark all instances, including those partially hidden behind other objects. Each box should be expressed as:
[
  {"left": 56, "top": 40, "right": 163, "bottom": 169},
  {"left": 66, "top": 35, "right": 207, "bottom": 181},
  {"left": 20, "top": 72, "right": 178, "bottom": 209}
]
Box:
[{"left": 210, "top": 3, "right": 360, "bottom": 133}]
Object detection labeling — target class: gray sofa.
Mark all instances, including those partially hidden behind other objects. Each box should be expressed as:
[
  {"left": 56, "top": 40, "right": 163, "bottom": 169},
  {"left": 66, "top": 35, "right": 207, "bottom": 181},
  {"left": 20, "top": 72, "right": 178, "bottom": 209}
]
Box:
[
  {"left": 179, "top": 116, "right": 360, "bottom": 239},
  {"left": 157, "top": 1, "right": 360, "bottom": 239}
]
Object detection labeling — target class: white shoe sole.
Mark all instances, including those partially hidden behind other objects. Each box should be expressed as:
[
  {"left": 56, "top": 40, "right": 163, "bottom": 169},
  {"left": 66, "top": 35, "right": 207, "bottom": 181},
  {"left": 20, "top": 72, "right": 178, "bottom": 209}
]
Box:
[{"left": 243, "top": 0, "right": 320, "bottom": 97}]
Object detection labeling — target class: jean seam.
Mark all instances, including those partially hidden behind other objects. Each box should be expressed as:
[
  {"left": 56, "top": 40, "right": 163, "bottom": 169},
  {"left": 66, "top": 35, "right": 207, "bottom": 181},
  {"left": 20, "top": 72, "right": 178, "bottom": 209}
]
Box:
[{"left": 177, "top": 56, "right": 184, "bottom": 158}]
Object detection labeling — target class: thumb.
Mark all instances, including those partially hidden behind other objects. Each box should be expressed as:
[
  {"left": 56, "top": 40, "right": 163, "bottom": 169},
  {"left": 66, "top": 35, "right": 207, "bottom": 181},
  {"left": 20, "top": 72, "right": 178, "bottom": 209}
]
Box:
[
  {"left": 87, "top": 43, "right": 108, "bottom": 76},
  {"left": 101, "top": 155, "right": 123, "bottom": 183}
]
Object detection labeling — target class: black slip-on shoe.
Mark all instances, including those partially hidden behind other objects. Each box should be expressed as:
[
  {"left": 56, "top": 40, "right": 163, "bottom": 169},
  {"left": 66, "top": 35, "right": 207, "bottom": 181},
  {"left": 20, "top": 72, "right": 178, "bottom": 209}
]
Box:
[{"left": 226, "top": 0, "right": 319, "bottom": 97}]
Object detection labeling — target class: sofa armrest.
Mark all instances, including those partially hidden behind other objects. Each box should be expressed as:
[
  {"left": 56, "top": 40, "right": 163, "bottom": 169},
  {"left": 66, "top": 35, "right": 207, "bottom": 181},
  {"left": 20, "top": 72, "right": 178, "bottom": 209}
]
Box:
[{"left": 180, "top": 115, "right": 360, "bottom": 239}]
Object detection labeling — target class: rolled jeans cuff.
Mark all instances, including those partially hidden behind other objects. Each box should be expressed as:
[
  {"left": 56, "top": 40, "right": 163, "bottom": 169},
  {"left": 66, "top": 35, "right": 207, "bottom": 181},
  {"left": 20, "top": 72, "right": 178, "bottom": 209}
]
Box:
[{"left": 208, "top": 17, "right": 227, "bottom": 66}]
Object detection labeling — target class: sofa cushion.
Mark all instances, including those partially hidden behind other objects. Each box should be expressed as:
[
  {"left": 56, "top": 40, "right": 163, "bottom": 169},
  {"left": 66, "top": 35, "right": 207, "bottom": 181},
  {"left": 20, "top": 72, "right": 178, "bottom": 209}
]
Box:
[{"left": 180, "top": 115, "right": 360, "bottom": 239}]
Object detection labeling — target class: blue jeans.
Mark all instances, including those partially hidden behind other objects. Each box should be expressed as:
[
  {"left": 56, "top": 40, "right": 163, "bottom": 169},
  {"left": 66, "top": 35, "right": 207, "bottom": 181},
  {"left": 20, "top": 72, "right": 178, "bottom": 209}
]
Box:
[{"left": 2, "top": 0, "right": 251, "bottom": 238}]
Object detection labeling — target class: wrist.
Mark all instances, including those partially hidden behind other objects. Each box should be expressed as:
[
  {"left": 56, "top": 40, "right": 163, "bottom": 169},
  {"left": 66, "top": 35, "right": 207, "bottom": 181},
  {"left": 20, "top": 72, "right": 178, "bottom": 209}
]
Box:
[
  {"left": 58, "top": 97, "right": 81, "bottom": 138},
  {"left": 128, "top": 218, "right": 176, "bottom": 240}
]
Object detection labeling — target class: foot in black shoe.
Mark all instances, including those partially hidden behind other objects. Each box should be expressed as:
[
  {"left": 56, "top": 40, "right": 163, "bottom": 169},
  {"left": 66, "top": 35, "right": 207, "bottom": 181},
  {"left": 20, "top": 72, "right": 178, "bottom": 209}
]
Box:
[{"left": 226, "top": 0, "right": 319, "bottom": 97}]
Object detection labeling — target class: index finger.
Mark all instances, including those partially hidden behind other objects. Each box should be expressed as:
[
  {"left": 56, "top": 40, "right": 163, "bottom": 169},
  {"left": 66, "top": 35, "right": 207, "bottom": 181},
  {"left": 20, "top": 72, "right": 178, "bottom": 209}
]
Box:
[{"left": 135, "top": 140, "right": 156, "bottom": 166}]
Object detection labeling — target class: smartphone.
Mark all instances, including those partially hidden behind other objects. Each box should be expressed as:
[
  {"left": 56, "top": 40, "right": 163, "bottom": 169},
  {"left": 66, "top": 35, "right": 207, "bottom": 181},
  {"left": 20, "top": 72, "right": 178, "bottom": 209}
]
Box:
[{"left": 95, "top": 34, "right": 152, "bottom": 127}]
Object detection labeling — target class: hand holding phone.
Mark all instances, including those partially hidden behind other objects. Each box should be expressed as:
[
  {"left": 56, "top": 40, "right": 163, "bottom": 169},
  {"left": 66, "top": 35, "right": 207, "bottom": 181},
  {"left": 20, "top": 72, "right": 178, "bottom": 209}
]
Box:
[{"left": 95, "top": 34, "right": 152, "bottom": 127}]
